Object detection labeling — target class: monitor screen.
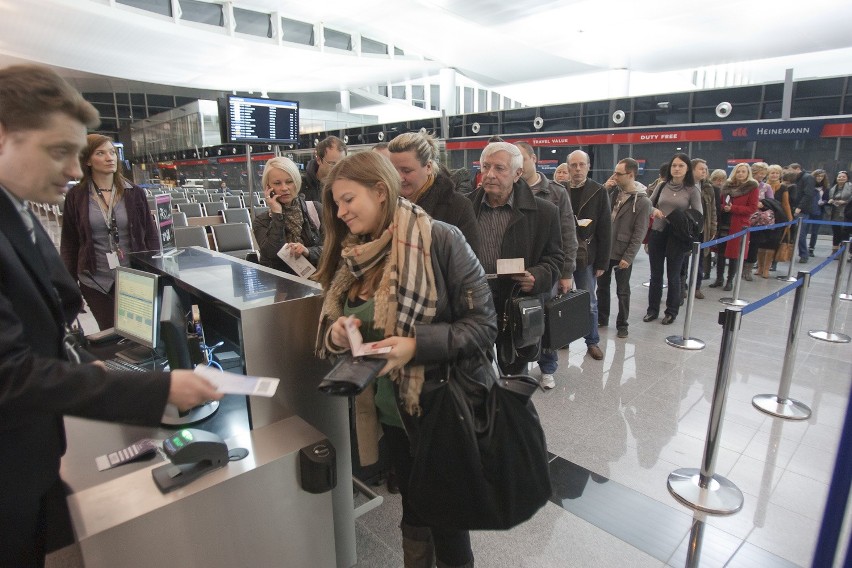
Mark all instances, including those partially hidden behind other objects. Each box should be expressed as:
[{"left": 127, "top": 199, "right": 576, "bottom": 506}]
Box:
[
  {"left": 225, "top": 95, "right": 299, "bottom": 145},
  {"left": 159, "top": 285, "right": 199, "bottom": 370},
  {"left": 113, "top": 267, "right": 159, "bottom": 348}
]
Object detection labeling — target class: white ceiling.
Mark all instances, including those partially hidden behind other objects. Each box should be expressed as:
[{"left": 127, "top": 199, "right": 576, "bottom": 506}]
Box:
[{"left": 2, "top": 0, "right": 852, "bottom": 106}]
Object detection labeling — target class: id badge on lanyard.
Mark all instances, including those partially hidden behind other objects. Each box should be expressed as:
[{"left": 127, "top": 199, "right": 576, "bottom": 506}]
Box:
[{"left": 95, "top": 186, "right": 124, "bottom": 266}]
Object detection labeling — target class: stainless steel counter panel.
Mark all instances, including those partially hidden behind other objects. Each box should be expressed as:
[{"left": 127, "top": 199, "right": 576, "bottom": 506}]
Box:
[
  {"left": 128, "top": 249, "right": 357, "bottom": 568},
  {"left": 66, "top": 417, "right": 337, "bottom": 568}
]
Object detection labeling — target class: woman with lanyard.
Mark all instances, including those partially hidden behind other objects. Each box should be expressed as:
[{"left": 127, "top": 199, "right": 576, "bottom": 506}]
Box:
[
  {"left": 61, "top": 134, "right": 158, "bottom": 329},
  {"left": 644, "top": 152, "right": 703, "bottom": 326}
]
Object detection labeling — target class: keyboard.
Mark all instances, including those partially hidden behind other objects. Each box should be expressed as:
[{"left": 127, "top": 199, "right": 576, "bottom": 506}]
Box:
[{"left": 103, "top": 358, "right": 149, "bottom": 373}]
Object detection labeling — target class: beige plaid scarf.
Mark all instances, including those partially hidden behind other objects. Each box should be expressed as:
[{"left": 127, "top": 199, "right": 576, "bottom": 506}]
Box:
[{"left": 317, "top": 197, "right": 437, "bottom": 415}]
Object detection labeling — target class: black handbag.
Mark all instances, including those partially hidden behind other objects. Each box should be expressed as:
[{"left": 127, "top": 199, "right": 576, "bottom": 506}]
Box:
[
  {"left": 408, "top": 362, "right": 552, "bottom": 531},
  {"left": 542, "top": 290, "right": 591, "bottom": 350},
  {"left": 497, "top": 286, "right": 544, "bottom": 371}
]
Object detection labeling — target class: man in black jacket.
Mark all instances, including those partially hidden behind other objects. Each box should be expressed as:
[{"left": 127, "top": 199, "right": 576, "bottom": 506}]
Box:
[
  {"left": 468, "top": 142, "right": 563, "bottom": 376},
  {"left": 0, "top": 65, "right": 221, "bottom": 567},
  {"left": 565, "top": 150, "right": 612, "bottom": 360},
  {"left": 301, "top": 135, "right": 347, "bottom": 203},
  {"left": 789, "top": 163, "right": 817, "bottom": 263}
]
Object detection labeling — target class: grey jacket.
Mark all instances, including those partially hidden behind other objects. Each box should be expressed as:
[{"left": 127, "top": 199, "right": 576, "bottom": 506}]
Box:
[
  {"left": 529, "top": 173, "right": 578, "bottom": 277},
  {"left": 607, "top": 183, "right": 653, "bottom": 265}
]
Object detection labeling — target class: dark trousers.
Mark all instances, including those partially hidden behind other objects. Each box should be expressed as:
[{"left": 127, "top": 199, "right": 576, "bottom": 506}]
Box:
[
  {"left": 715, "top": 240, "right": 735, "bottom": 281},
  {"left": 831, "top": 224, "right": 850, "bottom": 247},
  {"left": 597, "top": 258, "right": 633, "bottom": 330},
  {"left": 381, "top": 424, "right": 473, "bottom": 566},
  {"left": 1, "top": 478, "right": 73, "bottom": 568},
  {"left": 647, "top": 230, "right": 685, "bottom": 317},
  {"left": 79, "top": 282, "right": 115, "bottom": 330}
]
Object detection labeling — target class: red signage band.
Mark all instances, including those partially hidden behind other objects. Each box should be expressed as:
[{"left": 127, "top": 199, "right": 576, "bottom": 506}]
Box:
[{"left": 446, "top": 129, "right": 724, "bottom": 150}]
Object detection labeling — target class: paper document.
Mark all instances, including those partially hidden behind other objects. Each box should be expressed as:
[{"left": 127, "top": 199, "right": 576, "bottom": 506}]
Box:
[
  {"left": 345, "top": 316, "right": 391, "bottom": 356},
  {"left": 194, "top": 365, "right": 280, "bottom": 397},
  {"left": 496, "top": 258, "right": 525, "bottom": 277},
  {"left": 577, "top": 218, "right": 592, "bottom": 227},
  {"left": 276, "top": 244, "right": 316, "bottom": 278}
]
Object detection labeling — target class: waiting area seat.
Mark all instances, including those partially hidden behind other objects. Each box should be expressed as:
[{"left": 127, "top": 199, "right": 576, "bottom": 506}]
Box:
[
  {"left": 224, "top": 195, "right": 243, "bottom": 209},
  {"left": 173, "top": 226, "right": 210, "bottom": 249},
  {"left": 172, "top": 212, "right": 188, "bottom": 228},
  {"left": 210, "top": 222, "right": 256, "bottom": 260},
  {"left": 204, "top": 201, "right": 228, "bottom": 217},
  {"left": 252, "top": 206, "right": 269, "bottom": 219},
  {"left": 223, "top": 207, "right": 253, "bottom": 227},
  {"left": 177, "top": 202, "right": 204, "bottom": 218}
]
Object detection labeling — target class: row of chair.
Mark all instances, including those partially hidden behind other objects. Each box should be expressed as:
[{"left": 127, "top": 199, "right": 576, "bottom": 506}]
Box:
[
  {"left": 173, "top": 201, "right": 270, "bottom": 218},
  {"left": 170, "top": 207, "right": 268, "bottom": 228},
  {"left": 173, "top": 222, "right": 255, "bottom": 260}
]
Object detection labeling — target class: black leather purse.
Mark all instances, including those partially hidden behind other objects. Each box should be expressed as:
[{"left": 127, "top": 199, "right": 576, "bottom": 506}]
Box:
[
  {"left": 408, "top": 360, "right": 551, "bottom": 530},
  {"left": 497, "top": 285, "right": 544, "bottom": 372}
]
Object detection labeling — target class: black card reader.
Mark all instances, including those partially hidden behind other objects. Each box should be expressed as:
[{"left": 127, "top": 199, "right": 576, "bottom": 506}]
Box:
[{"left": 152, "top": 429, "right": 229, "bottom": 493}]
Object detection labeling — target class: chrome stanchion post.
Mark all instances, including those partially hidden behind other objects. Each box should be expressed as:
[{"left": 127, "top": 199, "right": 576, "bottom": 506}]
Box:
[
  {"left": 667, "top": 241, "right": 705, "bottom": 350},
  {"left": 841, "top": 240, "right": 852, "bottom": 301},
  {"left": 668, "top": 307, "right": 744, "bottom": 515},
  {"left": 808, "top": 240, "right": 852, "bottom": 343},
  {"left": 720, "top": 227, "right": 750, "bottom": 306},
  {"left": 777, "top": 217, "right": 803, "bottom": 282},
  {"left": 753, "top": 271, "right": 813, "bottom": 419}
]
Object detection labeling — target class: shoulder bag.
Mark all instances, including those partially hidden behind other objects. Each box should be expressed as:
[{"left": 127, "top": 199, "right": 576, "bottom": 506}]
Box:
[
  {"left": 497, "top": 284, "right": 544, "bottom": 371},
  {"left": 408, "top": 361, "right": 551, "bottom": 530}
]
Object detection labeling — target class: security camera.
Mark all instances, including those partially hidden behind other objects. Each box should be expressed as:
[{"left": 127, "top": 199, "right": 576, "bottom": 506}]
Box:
[
  {"left": 343, "top": 134, "right": 349, "bottom": 144},
  {"left": 533, "top": 116, "right": 544, "bottom": 130},
  {"left": 612, "top": 110, "right": 626, "bottom": 124},
  {"left": 471, "top": 122, "right": 481, "bottom": 134},
  {"left": 377, "top": 132, "right": 385, "bottom": 141},
  {"left": 716, "top": 102, "right": 732, "bottom": 118}
]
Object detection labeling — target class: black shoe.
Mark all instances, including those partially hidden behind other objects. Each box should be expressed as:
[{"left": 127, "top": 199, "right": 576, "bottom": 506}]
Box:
[
  {"left": 661, "top": 314, "right": 675, "bottom": 325},
  {"left": 808, "top": 248, "right": 815, "bottom": 257},
  {"left": 386, "top": 470, "right": 400, "bottom": 494},
  {"left": 709, "top": 279, "right": 723, "bottom": 288},
  {"left": 723, "top": 279, "right": 733, "bottom": 291},
  {"left": 799, "top": 256, "right": 809, "bottom": 263},
  {"left": 598, "top": 320, "right": 608, "bottom": 328},
  {"left": 617, "top": 328, "right": 628, "bottom": 338},
  {"left": 643, "top": 312, "right": 658, "bottom": 322}
]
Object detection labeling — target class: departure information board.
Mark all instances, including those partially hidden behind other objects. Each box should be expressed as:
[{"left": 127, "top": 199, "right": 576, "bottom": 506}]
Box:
[{"left": 226, "top": 95, "right": 299, "bottom": 145}]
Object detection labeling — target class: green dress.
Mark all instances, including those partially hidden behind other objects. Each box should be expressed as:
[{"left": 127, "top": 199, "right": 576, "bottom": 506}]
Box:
[{"left": 344, "top": 297, "right": 402, "bottom": 428}]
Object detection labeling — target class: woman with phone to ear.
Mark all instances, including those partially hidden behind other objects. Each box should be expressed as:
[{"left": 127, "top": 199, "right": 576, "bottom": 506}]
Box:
[
  {"left": 253, "top": 156, "right": 323, "bottom": 274},
  {"left": 314, "top": 152, "right": 496, "bottom": 568}
]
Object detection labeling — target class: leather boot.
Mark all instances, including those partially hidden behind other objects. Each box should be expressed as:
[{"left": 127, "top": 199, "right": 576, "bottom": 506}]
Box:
[
  {"left": 402, "top": 523, "right": 436, "bottom": 568},
  {"left": 709, "top": 277, "right": 724, "bottom": 288},
  {"left": 761, "top": 250, "right": 774, "bottom": 277},
  {"left": 723, "top": 277, "right": 733, "bottom": 291},
  {"left": 742, "top": 263, "right": 754, "bottom": 281}
]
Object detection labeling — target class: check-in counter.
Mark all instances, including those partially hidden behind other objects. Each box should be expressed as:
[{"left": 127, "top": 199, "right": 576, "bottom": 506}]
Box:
[{"left": 57, "top": 248, "right": 355, "bottom": 567}]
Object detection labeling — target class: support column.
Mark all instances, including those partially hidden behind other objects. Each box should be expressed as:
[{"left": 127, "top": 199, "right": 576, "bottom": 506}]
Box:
[{"left": 439, "top": 68, "right": 457, "bottom": 115}]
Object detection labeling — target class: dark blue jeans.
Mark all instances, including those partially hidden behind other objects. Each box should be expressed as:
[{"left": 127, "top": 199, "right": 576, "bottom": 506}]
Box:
[
  {"left": 597, "top": 258, "right": 633, "bottom": 330},
  {"left": 647, "top": 230, "right": 686, "bottom": 317},
  {"left": 797, "top": 213, "right": 813, "bottom": 259}
]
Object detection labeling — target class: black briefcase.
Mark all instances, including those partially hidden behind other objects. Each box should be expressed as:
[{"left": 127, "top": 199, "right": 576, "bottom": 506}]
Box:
[{"left": 542, "top": 290, "right": 591, "bottom": 349}]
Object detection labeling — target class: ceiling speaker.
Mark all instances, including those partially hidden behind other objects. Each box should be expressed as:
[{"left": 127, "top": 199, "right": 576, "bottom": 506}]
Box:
[
  {"left": 471, "top": 122, "right": 481, "bottom": 134},
  {"left": 715, "top": 102, "right": 732, "bottom": 118},
  {"left": 377, "top": 131, "right": 385, "bottom": 141},
  {"left": 343, "top": 134, "right": 349, "bottom": 144},
  {"left": 533, "top": 116, "right": 544, "bottom": 130},
  {"left": 612, "top": 110, "right": 626, "bottom": 124}
]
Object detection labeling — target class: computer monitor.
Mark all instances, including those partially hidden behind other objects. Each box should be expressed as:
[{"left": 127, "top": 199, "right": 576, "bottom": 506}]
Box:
[
  {"left": 158, "top": 285, "right": 219, "bottom": 426},
  {"left": 113, "top": 267, "right": 159, "bottom": 362}
]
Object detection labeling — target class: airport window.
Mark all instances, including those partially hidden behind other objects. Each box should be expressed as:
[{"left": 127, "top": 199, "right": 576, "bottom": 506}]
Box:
[
  {"left": 233, "top": 7, "right": 271, "bottom": 38},
  {"left": 501, "top": 107, "right": 537, "bottom": 135},
  {"left": 478, "top": 89, "right": 487, "bottom": 112},
  {"left": 539, "top": 103, "right": 580, "bottom": 131},
  {"left": 409, "top": 119, "right": 436, "bottom": 132},
  {"left": 117, "top": 0, "right": 171, "bottom": 17},
  {"left": 378, "top": 85, "right": 389, "bottom": 97},
  {"left": 394, "top": 47, "right": 405, "bottom": 56},
  {"left": 362, "top": 37, "right": 388, "bottom": 55},
  {"left": 392, "top": 86, "right": 406, "bottom": 100},
  {"left": 147, "top": 94, "right": 175, "bottom": 108},
  {"left": 581, "top": 100, "right": 610, "bottom": 129},
  {"left": 411, "top": 85, "right": 425, "bottom": 101},
  {"left": 693, "top": 85, "right": 762, "bottom": 106},
  {"left": 281, "top": 17, "right": 314, "bottom": 46},
  {"left": 114, "top": 93, "right": 129, "bottom": 105},
  {"left": 757, "top": 137, "right": 838, "bottom": 170},
  {"left": 491, "top": 92, "right": 500, "bottom": 112},
  {"left": 324, "top": 28, "right": 352, "bottom": 51},
  {"left": 449, "top": 115, "right": 465, "bottom": 138},
  {"left": 131, "top": 93, "right": 147, "bottom": 105},
  {"left": 467, "top": 113, "right": 499, "bottom": 136},
  {"left": 464, "top": 87, "right": 474, "bottom": 114},
  {"left": 179, "top": 0, "right": 223, "bottom": 26},
  {"left": 430, "top": 85, "right": 440, "bottom": 110},
  {"left": 762, "top": 100, "right": 783, "bottom": 120},
  {"left": 116, "top": 105, "right": 133, "bottom": 119},
  {"left": 795, "top": 77, "right": 845, "bottom": 98},
  {"left": 86, "top": 93, "right": 115, "bottom": 104},
  {"left": 791, "top": 97, "right": 841, "bottom": 117}
]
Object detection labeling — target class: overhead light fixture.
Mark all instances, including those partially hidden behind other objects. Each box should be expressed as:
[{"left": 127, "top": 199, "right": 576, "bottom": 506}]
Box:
[{"left": 657, "top": 102, "right": 670, "bottom": 109}]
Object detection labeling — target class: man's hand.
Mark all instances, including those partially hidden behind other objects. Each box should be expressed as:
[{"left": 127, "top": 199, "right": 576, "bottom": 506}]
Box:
[
  {"left": 558, "top": 278, "right": 573, "bottom": 294},
  {"left": 168, "top": 370, "right": 223, "bottom": 411},
  {"left": 594, "top": 269, "right": 604, "bottom": 278},
  {"left": 512, "top": 271, "right": 536, "bottom": 293},
  {"left": 618, "top": 259, "right": 630, "bottom": 270}
]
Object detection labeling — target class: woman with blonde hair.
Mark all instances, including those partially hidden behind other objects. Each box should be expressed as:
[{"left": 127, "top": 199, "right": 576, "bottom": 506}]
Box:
[
  {"left": 61, "top": 134, "right": 158, "bottom": 329},
  {"left": 314, "top": 152, "right": 496, "bottom": 568},
  {"left": 718, "top": 163, "right": 758, "bottom": 289},
  {"left": 253, "top": 156, "right": 323, "bottom": 274},
  {"left": 388, "top": 129, "right": 480, "bottom": 255},
  {"left": 554, "top": 163, "right": 570, "bottom": 185}
]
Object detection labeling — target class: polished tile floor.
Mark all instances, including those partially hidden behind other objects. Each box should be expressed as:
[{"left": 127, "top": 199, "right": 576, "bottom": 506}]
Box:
[{"left": 42, "top": 208, "right": 850, "bottom": 568}]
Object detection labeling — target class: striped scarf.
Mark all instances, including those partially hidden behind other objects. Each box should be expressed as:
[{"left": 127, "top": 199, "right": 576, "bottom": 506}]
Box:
[{"left": 318, "top": 197, "right": 437, "bottom": 415}]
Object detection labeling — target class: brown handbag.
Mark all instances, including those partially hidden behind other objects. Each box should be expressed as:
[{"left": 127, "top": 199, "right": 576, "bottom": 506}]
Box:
[{"left": 775, "top": 242, "right": 794, "bottom": 262}]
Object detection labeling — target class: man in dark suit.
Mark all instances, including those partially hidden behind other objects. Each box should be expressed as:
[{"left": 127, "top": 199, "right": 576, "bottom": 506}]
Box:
[{"left": 0, "top": 64, "right": 222, "bottom": 567}]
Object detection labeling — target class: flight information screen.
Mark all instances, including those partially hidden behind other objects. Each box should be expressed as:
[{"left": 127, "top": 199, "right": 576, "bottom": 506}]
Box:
[{"left": 226, "top": 95, "right": 299, "bottom": 145}]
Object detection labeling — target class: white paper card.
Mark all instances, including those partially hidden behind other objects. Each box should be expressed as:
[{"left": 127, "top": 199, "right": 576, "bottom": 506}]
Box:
[
  {"left": 106, "top": 251, "right": 120, "bottom": 269},
  {"left": 496, "top": 258, "right": 525, "bottom": 275},
  {"left": 345, "top": 316, "right": 391, "bottom": 356},
  {"left": 276, "top": 244, "right": 316, "bottom": 278},
  {"left": 577, "top": 218, "right": 592, "bottom": 227},
  {"left": 193, "top": 365, "right": 280, "bottom": 397}
]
